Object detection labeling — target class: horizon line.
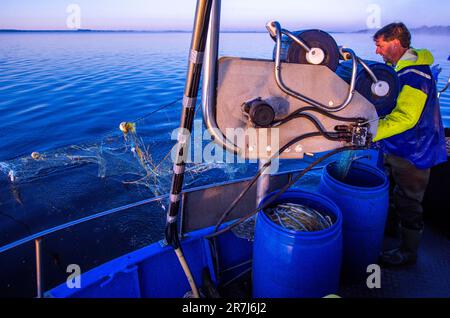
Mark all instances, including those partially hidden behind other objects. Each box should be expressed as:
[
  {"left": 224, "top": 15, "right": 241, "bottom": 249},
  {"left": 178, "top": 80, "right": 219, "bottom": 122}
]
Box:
[
  {"left": 0, "top": 29, "right": 348, "bottom": 34},
  {"left": 1, "top": 25, "right": 449, "bottom": 34}
]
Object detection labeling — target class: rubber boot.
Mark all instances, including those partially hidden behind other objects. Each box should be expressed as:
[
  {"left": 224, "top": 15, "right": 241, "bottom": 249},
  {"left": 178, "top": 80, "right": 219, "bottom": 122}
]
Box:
[
  {"left": 379, "top": 227, "right": 422, "bottom": 267},
  {"left": 384, "top": 217, "right": 400, "bottom": 238}
]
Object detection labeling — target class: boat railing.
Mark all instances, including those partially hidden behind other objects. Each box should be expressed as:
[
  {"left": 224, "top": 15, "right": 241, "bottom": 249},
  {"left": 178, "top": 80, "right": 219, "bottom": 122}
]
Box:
[
  {"left": 0, "top": 166, "right": 320, "bottom": 298},
  {"left": 0, "top": 195, "right": 167, "bottom": 298}
]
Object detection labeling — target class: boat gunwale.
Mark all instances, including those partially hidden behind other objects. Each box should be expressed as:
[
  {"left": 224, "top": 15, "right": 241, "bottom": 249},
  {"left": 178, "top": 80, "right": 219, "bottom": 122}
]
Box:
[{"left": 0, "top": 166, "right": 321, "bottom": 254}]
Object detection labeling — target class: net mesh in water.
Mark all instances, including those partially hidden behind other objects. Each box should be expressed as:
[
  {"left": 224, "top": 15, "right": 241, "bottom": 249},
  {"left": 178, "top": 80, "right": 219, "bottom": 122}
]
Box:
[{"left": 0, "top": 98, "right": 252, "bottom": 248}]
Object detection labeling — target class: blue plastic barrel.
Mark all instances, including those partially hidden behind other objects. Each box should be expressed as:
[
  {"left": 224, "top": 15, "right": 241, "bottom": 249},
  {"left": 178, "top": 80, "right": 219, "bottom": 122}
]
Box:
[
  {"left": 318, "top": 161, "right": 389, "bottom": 278},
  {"left": 252, "top": 190, "right": 343, "bottom": 298}
]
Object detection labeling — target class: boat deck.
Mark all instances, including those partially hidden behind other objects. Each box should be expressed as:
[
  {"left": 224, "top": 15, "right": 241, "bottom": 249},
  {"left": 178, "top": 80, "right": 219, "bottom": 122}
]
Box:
[
  {"left": 340, "top": 222, "right": 450, "bottom": 298},
  {"left": 220, "top": 220, "right": 450, "bottom": 298},
  {"left": 219, "top": 156, "right": 450, "bottom": 299},
  {"left": 2, "top": 153, "right": 448, "bottom": 298}
]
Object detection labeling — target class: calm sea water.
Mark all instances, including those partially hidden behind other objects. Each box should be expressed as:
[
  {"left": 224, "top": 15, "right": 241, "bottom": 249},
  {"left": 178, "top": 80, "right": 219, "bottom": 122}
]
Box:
[
  {"left": 0, "top": 32, "right": 449, "bottom": 296},
  {"left": 1, "top": 32, "right": 449, "bottom": 161}
]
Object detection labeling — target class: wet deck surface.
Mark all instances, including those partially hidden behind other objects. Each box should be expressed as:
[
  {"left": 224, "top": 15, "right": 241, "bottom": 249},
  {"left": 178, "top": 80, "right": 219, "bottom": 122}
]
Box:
[
  {"left": 339, "top": 222, "right": 450, "bottom": 298},
  {"left": 220, "top": 221, "right": 450, "bottom": 298}
]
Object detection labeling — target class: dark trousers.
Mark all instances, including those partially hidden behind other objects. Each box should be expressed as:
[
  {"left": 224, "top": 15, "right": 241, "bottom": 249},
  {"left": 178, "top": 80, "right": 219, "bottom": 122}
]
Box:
[{"left": 384, "top": 154, "right": 430, "bottom": 231}]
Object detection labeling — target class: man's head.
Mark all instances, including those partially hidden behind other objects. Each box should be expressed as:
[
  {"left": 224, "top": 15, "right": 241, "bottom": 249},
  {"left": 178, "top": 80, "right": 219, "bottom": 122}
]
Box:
[{"left": 373, "top": 23, "right": 411, "bottom": 65}]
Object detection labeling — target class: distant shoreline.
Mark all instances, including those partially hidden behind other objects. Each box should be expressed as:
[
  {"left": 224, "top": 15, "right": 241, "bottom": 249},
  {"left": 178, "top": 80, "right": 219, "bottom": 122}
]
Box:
[
  {"left": 355, "top": 26, "right": 450, "bottom": 35},
  {"left": 0, "top": 29, "right": 256, "bottom": 33},
  {"left": 1, "top": 26, "right": 450, "bottom": 35}
]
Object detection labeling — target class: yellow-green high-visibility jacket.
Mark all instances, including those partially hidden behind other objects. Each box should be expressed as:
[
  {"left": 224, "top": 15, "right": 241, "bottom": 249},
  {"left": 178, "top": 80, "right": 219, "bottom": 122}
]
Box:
[{"left": 373, "top": 49, "right": 447, "bottom": 169}]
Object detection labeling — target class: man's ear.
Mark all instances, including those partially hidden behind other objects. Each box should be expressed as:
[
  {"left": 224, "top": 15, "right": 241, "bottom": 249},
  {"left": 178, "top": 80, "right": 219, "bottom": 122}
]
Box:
[{"left": 392, "top": 39, "right": 402, "bottom": 48}]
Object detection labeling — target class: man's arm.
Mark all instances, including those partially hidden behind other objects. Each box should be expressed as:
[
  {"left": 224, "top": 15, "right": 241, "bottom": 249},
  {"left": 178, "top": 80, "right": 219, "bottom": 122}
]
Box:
[{"left": 373, "top": 85, "right": 427, "bottom": 141}]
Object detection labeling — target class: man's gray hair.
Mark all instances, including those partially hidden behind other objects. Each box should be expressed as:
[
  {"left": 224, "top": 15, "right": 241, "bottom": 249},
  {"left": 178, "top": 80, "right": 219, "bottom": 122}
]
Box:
[{"left": 373, "top": 22, "right": 411, "bottom": 49}]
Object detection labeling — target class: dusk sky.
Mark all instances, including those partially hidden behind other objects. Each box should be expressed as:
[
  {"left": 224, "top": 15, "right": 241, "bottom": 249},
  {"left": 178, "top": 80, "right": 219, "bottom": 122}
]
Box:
[{"left": 1, "top": 0, "right": 449, "bottom": 32}]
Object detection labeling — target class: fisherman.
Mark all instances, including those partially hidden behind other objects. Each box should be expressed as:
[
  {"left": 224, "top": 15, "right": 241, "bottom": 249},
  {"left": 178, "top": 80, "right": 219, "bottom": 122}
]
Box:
[{"left": 372, "top": 22, "right": 447, "bottom": 266}]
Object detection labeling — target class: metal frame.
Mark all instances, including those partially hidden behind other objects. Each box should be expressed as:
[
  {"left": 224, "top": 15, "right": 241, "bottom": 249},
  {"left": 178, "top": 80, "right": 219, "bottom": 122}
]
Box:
[
  {"left": 271, "top": 21, "right": 359, "bottom": 113},
  {"left": 201, "top": 4, "right": 384, "bottom": 151},
  {"left": 202, "top": 0, "right": 240, "bottom": 154},
  {"left": 357, "top": 58, "right": 379, "bottom": 83}
]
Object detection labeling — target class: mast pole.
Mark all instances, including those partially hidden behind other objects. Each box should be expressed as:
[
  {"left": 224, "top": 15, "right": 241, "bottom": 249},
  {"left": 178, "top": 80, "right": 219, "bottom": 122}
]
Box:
[{"left": 165, "top": 0, "right": 214, "bottom": 298}]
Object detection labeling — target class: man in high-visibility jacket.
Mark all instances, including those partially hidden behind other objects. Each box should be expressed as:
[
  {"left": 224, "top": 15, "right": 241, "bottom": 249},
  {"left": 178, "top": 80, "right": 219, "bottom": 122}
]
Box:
[{"left": 373, "top": 23, "right": 447, "bottom": 267}]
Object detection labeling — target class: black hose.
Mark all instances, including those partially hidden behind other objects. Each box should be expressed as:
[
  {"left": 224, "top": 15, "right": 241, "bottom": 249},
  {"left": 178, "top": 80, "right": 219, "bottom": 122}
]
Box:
[
  {"left": 208, "top": 130, "right": 350, "bottom": 279},
  {"left": 275, "top": 106, "right": 366, "bottom": 126},
  {"left": 206, "top": 145, "right": 362, "bottom": 240},
  {"left": 206, "top": 113, "right": 359, "bottom": 280},
  {"left": 213, "top": 131, "right": 351, "bottom": 232},
  {"left": 214, "top": 132, "right": 322, "bottom": 232}
]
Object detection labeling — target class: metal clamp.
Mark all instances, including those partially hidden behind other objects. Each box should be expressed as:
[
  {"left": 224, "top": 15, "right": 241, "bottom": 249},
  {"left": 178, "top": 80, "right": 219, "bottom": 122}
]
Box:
[
  {"left": 334, "top": 122, "right": 371, "bottom": 147},
  {"left": 190, "top": 49, "right": 204, "bottom": 65},
  {"left": 351, "top": 124, "right": 370, "bottom": 147},
  {"left": 268, "top": 21, "right": 358, "bottom": 113},
  {"left": 183, "top": 96, "right": 197, "bottom": 109}
]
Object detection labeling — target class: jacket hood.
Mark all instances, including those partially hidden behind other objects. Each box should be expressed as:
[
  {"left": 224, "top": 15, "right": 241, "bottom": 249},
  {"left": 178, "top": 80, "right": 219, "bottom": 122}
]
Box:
[{"left": 396, "top": 49, "right": 435, "bottom": 71}]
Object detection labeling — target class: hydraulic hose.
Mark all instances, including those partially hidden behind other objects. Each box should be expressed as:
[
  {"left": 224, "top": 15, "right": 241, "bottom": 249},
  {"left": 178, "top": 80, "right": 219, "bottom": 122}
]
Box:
[
  {"left": 274, "top": 106, "right": 366, "bottom": 127},
  {"left": 206, "top": 145, "right": 363, "bottom": 240}
]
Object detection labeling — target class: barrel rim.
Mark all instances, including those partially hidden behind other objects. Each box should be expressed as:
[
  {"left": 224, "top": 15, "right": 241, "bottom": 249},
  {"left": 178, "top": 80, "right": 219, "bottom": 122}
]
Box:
[{"left": 323, "top": 161, "right": 389, "bottom": 192}]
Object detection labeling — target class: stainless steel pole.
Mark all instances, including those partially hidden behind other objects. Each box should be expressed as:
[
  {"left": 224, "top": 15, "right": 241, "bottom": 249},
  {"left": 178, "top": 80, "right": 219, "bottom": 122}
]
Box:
[
  {"left": 165, "top": 0, "right": 214, "bottom": 299},
  {"left": 256, "top": 159, "right": 271, "bottom": 207},
  {"left": 35, "top": 238, "right": 43, "bottom": 298}
]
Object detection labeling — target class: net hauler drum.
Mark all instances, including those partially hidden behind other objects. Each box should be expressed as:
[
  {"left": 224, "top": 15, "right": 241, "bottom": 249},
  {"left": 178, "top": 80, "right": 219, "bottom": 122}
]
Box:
[
  {"left": 275, "top": 29, "right": 341, "bottom": 71},
  {"left": 336, "top": 60, "right": 400, "bottom": 117}
]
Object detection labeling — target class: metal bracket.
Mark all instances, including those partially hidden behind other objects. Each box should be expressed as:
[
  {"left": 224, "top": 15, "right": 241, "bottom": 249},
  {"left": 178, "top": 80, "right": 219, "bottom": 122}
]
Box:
[{"left": 351, "top": 124, "right": 370, "bottom": 147}]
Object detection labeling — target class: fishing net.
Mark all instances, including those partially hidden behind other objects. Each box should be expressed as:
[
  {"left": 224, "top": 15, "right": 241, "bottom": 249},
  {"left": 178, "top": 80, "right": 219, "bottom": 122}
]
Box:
[
  {"left": 231, "top": 215, "right": 257, "bottom": 242},
  {"left": 0, "top": 98, "right": 253, "bottom": 248},
  {"left": 265, "top": 203, "right": 333, "bottom": 232},
  {"left": 231, "top": 202, "right": 334, "bottom": 242},
  {"left": 333, "top": 150, "right": 357, "bottom": 182}
]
